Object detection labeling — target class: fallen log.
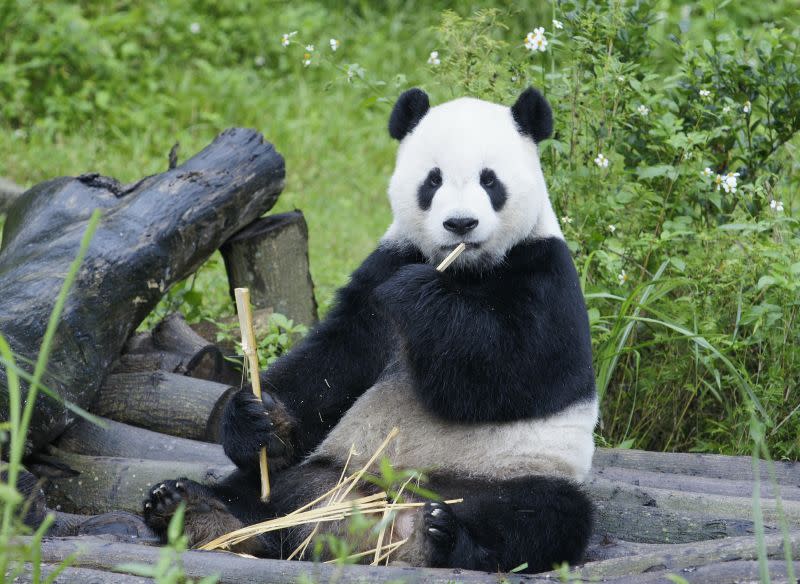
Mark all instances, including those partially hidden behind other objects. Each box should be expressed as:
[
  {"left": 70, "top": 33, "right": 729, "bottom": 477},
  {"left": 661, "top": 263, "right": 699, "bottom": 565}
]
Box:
[
  {"left": 10, "top": 565, "right": 153, "bottom": 584},
  {"left": 593, "top": 447, "right": 800, "bottom": 486},
  {"left": 150, "top": 313, "right": 234, "bottom": 382},
  {"left": 0, "top": 128, "right": 285, "bottom": 454},
  {"left": 612, "top": 560, "right": 800, "bottom": 583},
  {"left": 550, "top": 531, "right": 800, "bottom": 580},
  {"left": 31, "top": 449, "right": 234, "bottom": 514},
  {"left": 92, "top": 372, "right": 237, "bottom": 442},
  {"left": 34, "top": 536, "right": 556, "bottom": 584},
  {"left": 593, "top": 464, "right": 800, "bottom": 501},
  {"left": 221, "top": 211, "right": 318, "bottom": 327},
  {"left": 55, "top": 417, "right": 229, "bottom": 465},
  {"left": 590, "top": 476, "right": 800, "bottom": 525}
]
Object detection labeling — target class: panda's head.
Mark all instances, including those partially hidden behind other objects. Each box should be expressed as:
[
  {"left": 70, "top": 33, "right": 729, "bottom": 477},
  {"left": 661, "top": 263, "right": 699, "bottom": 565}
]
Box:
[{"left": 384, "top": 88, "right": 562, "bottom": 267}]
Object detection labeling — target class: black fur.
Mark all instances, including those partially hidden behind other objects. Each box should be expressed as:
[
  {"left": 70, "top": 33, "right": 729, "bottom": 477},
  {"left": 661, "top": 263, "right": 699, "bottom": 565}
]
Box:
[
  {"left": 236, "top": 243, "right": 425, "bottom": 465},
  {"left": 143, "top": 467, "right": 592, "bottom": 572},
  {"left": 417, "top": 167, "right": 442, "bottom": 210},
  {"left": 479, "top": 168, "right": 507, "bottom": 211},
  {"left": 511, "top": 87, "right": 553, "bottom": 143},
  {"left": 144, "top": 235, "right": 595, "bottom": 571},
  {"left": 389, "top": 88, "right": 430, "bottom": 140},
  {"left": 373, "top": 237, "right": 595, "bottom": 422}
]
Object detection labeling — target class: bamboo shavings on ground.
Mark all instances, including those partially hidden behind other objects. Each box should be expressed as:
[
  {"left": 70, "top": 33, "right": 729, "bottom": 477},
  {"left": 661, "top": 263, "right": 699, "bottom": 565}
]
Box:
[{"left": 196, "top": 427, "right": 462, "bottom": 560}]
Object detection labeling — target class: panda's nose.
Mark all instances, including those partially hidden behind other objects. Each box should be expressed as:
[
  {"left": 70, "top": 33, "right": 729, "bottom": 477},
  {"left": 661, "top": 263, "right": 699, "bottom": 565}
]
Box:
[{"left": 443, "top": 217, "right": 479, "bottom": 235}]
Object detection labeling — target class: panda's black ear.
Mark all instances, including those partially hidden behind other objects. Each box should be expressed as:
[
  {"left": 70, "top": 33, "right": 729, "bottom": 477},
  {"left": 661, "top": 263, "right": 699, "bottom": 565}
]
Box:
[
  {"left": 511, "top": 87, "right": 553, "bottom": 143},
  {"left": 389, "top": 88, "right": 430, "bottom": 141}
]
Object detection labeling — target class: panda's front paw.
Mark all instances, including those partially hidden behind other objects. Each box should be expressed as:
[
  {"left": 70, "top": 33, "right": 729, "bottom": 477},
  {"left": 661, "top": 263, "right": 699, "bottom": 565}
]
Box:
[
  {"left": 374, "top": 263, "right": 440, "bottom": 310},
  {"left": 422, "top": 501, "right": 458, "bottom": 565},
  {"left": 220, "top": 387, "right": 295, "bottom": 472}
]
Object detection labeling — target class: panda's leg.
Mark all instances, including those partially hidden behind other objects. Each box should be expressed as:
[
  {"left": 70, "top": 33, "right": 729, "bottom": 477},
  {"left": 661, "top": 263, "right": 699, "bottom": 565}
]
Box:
[
  {"left": 143, "top": 460, "right": 353, "bottom": 557},
  {"left": 398, "top": 474, "right": 593, "bottom": 573}
]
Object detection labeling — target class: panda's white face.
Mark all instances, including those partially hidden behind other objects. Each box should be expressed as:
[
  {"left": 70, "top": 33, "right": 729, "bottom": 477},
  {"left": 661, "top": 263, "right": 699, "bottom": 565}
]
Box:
[{"left": 384, "top": 96, "right": 562, "bottom": 267}]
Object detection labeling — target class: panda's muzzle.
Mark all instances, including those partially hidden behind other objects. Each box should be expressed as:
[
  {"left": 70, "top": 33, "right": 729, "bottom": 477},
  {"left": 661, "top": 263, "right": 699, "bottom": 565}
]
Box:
[{"left": 443, "top": 217, "right": 479, "bottom": 236}]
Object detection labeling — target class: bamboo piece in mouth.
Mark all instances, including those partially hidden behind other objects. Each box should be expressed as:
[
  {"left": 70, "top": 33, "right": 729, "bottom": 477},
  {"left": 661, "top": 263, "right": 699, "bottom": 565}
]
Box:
[
  {"left": 436, "top": 242, "right": 466, "bottom": 272},
  {"left": 234, "top": 287, "right": 271, "bottom": 502}
]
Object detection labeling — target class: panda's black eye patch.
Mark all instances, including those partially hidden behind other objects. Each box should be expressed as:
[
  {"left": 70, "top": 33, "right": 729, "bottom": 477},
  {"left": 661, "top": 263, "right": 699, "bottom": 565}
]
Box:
[
  {"left": 480, "top": 168, "right": 507, "bottom": 211},
  {"left": 417, "top": 167, "right": 442, "bottom": 210}
]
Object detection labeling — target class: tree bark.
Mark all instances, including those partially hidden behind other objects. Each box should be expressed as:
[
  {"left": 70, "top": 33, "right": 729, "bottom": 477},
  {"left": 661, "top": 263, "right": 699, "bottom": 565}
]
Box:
[
  {"left": 221, "top": 211, "right": 318, "bottom": 327},
  {"left": 33, "top": 536, "right": 556, "bottom": 584},
  {"left": 589, "top": 476, "right": 800, "bottom": 525},
  {"left": 593, "top": 464, "right": 800, "bottom": 501},
  {"left": 0, "top": 129, "right": 285, "bottom": 454},
  {"left": 55, "top": 416, "right": 229, "bottom": 465},
  {"left": 150, "top": 313, "right": 233, "bottom": 382},
  {"left": 10, "top": 564, "right": 154, "bottom": 584},
  {"left": 593, "top": 447, "right": 800, "bottom": 486},
  {"left": 31, "top": 448, "right": 234, "bottom": 514},
  {"left": 550, "top": 531, "right": 800, "bottom": 580},
  {"left": 92, "top": 372, "right": 237, "bottom": 442}
]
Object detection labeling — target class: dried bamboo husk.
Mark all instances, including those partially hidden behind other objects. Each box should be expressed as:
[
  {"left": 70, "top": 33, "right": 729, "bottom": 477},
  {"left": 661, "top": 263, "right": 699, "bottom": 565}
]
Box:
[{"left": 197, "top": 427, "right": 461, "bottom": 560}]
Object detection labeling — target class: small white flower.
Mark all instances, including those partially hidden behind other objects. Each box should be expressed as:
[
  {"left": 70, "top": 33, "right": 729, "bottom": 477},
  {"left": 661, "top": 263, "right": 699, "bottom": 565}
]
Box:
[
  {"left": 617, "top": 270, "right": 628, "bottom": 285},
  {"left": 427, "top": 50, "right": 440, "bottom": 65},
  {"left": 511, "top": 75, "right": 518, "bottom": 82},
  {"left": 618, "top": 75, "right": 625, "bottom": 83},
  {"left": 553, "top": 19, "right": 564, "bottom": 29},
  {"left": 715, "top": 171, "right": 740, "bottom": 194},
  {"left": 305, "top": 44, "right": 315, "bottom": 52},
  {"left": 637, "top": 104, "right": 650, "bottom": 116},
  {"left": 594, "top": 153, "right": 609, "bottom": 168},
  {"left": 722, "top": 105, "right": 731, "bottom": 114},
  {"left": 608, "top": 224, "right": 617, "bottom": 233},
  {"left": 302, "top": 52, "right": 312, "bottom": 67},
  {"left": 560, "top": 215, "right": 573, "bottom": 225},
  {"left": 770, "top": 200, "right": 784, "bottom": 212},
  {"left": 281, "top": 31, "right": 297, "bottom": 47},
  {"left": 683, "top": 150, "right": 694, "bottom": 160},
  {"left": 702, "top": 167, "right": 714, "bottom": 178},
  {"left": 524, "top": 30, "right": 548, "bottom": 52},
  {"left": 699, "top": 89, "right": 711, "bottom": 99},
  {"left": 13, "top": 128, "right": 26, "bottom": 139},
  {"left": 329, "top": 38, "right": 339, "bottom": 51},
  {"left": 743, "top": 100, "right": 752, "bottom": 114},
  {"left": 254, "top": 55, "right": 265, "bottom": 67},
  {"left": 189, "top": 22, "right": 201, "bottom": 34}
]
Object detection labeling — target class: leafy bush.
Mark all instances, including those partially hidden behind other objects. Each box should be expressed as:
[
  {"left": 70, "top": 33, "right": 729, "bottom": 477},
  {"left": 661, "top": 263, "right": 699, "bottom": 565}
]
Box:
[{"left": 1, "top": 0, "right": 798, "bottom": 458}]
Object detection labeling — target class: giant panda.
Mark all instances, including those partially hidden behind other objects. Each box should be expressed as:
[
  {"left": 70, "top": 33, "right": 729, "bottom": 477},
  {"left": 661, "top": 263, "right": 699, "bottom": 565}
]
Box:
[{"left": 143, "top": 87, "right": 598, "bottom": 574}]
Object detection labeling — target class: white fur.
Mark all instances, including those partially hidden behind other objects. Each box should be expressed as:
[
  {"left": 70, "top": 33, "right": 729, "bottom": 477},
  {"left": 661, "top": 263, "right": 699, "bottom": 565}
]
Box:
[
  {"left": 383, "top": 97, "right": 563, "bottom": 266},
  {"left": 311, "top": 372, "right": 598, "bottom": 483}
]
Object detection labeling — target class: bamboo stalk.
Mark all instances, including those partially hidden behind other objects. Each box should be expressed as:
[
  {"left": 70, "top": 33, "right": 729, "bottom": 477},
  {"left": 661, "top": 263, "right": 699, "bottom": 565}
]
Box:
[
  {"left": 234, "top": 288, "right": 270, "bottom": 502},
  {"left": 436, "top": 242, "right": 466, "bottom": 272}
]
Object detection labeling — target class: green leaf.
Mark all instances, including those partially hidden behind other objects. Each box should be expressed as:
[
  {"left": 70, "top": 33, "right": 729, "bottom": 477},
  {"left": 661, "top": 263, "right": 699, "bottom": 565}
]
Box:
[{"left": 757, "top": 276, "right": 776, "bottom": 290}]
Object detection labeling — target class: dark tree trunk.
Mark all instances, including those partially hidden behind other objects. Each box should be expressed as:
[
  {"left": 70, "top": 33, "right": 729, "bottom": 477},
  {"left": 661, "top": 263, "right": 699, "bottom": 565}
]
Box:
[
  {"left": 0, "top": 129, "right": 285, "bottom": 454},
  {"left": 221, "top": 211, "right": 318, "bottom": 327},
  {"left": 30, "top": 448, "right": 234, "bottom": 514},
  {"left": 55, "top": 416, "right": 229, "bottom": 465},
  {"left": 92, "top": 372, "right": 237, "bottom": 442}
]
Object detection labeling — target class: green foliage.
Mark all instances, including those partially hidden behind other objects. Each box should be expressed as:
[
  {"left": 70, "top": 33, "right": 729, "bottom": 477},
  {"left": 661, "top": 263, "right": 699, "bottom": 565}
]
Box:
[{"left": 1, "top": 0, "right": 798, "bottom": 463}]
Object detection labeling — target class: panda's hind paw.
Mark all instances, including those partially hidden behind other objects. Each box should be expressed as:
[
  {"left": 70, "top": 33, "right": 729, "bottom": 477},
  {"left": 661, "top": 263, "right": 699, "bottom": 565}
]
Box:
[
  {"left": 423, "top": 501, "right": 458, "bottom": 562},
  {"left": 142, "top": 478, "right": 209, "bottom": 532}
]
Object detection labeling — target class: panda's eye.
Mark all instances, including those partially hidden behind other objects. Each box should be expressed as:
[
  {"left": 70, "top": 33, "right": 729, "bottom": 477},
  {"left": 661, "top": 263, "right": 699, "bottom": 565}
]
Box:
[
  {"left": 426, "top": 168, "right": 442, "bottom": 188},
  {"left": 480, "top": 169, "right": 496, "bottom": 187}
]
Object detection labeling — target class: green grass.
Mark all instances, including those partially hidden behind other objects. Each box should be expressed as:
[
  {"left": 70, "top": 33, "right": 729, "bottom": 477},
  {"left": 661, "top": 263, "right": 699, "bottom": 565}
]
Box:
[{"left": 1, "top": 0, "right": 799, "bottom": 461}]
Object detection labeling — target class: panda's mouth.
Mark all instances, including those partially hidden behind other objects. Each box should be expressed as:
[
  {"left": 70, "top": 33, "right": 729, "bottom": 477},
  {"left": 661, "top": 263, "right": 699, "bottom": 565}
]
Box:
[{"left": 441, "top": 241, "right": 482, "bottom": 251}]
